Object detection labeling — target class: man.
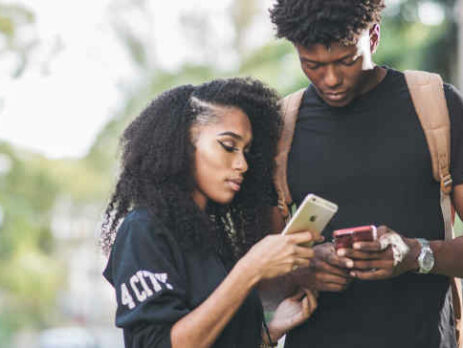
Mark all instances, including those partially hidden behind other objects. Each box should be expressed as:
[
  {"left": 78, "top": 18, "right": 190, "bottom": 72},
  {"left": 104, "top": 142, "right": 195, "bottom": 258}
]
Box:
[{"left": 268, "top": 0, "right": 463, "bottom": 347}]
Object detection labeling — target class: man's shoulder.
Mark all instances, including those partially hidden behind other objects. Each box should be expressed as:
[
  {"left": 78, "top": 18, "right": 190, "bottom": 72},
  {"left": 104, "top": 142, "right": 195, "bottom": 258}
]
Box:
[{"left": 444, "top": 82, "right": 463, "bottom": 103}]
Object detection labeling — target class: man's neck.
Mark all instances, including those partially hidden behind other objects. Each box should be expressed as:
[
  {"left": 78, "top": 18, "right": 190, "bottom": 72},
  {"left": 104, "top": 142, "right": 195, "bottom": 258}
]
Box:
[{"left": 358, "top": 65, "right": 387, "bottom": 96}]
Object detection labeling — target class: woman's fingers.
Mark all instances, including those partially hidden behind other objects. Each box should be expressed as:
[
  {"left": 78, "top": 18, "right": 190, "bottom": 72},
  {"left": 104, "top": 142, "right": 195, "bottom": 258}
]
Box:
[
  {"left": 294, "top": 257, "right": 311, "bottom": 269},
  {"left": 294, "top": 245, "right": 315, "bottom": 258},
  {"left": 285, "top": 231, "right": 313, "bottom": 245}
]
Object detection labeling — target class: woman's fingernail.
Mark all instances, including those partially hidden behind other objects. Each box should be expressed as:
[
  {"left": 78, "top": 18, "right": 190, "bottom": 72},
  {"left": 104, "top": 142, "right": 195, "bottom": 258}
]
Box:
[
  {"left": 350, "top": 271, "right": 356, "bottom": 277},
  {"left": 353, "top": 243, "right": 360, "bottom": 249},
  {"left": 337, "top": 249, "right": 346, "bottom": 257},
  {"left": 346, "top": 260, "right": 354, "bottom": 268}
]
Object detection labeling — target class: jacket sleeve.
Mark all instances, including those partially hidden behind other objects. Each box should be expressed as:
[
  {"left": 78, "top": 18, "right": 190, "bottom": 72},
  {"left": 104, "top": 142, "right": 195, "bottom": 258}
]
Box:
[{"left": 106, "top": 216, "right": 189, "bottom": 348}]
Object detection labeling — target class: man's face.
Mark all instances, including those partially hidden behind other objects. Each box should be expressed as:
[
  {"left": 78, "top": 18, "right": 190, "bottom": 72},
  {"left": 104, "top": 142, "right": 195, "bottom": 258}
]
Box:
[{"left": 295, "top": 29, "right": 378, "bottom": 107}]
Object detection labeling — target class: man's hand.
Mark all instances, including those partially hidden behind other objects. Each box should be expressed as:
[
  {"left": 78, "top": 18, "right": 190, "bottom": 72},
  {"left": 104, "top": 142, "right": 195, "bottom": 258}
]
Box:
[
  {"left": 291, "top": 242, "right": 353, "bottom": 292},
  {"left": 338, "top": 225, "right": 420, "bottom": 280}
]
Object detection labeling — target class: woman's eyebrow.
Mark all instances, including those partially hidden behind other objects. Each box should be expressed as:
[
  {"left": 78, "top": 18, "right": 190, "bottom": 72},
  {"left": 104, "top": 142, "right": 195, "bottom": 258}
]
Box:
[{"left": 217, "top": 131, "right": 243, "bottom": 140}]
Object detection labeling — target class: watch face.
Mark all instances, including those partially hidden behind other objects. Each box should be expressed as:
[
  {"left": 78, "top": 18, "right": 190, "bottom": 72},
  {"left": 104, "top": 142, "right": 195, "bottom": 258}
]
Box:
[{"left": 422, "top": 249, "right": 435, "bottom": 272}]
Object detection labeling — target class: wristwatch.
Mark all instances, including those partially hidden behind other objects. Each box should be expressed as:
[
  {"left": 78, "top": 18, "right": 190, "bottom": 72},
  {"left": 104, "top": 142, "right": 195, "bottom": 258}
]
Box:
[{"left": 416, "top": 238, "right": 435, "bottom": 274}]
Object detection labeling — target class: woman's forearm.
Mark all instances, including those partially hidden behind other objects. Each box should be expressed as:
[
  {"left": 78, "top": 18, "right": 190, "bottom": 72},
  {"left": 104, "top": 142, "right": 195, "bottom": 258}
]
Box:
[{"left": 170, "top": 259, "right": 261, "bottom": 348}]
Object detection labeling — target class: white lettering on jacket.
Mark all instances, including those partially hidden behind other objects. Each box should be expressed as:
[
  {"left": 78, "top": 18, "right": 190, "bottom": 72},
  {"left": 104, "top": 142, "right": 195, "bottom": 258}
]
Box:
[{"left": 120, "top": 270, "right": 174, "bottom": 309}]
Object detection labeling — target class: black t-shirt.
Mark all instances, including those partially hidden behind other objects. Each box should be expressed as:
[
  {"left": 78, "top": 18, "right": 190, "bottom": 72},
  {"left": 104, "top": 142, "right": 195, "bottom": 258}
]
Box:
[
  {"left": 103, "top": 209, "right": 263, "bottom": 348},
  {"left": 284, "top": 68, "right": 463, "bottom": 348}
]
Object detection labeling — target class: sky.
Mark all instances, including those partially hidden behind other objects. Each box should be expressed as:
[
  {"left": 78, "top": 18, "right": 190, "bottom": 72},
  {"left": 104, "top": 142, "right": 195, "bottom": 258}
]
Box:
[{"left": 0, "top": 0, "right": 136, "bottom": 158}]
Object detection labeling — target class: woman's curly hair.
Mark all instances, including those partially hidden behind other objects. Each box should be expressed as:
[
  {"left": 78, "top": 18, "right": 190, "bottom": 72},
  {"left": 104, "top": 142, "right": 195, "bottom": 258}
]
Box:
[
  {"left": 270, "top": 0, "right": 385, "bottom": 47},
  {"left": 100, "top": 78, "right": 282, "bottom": 263}
]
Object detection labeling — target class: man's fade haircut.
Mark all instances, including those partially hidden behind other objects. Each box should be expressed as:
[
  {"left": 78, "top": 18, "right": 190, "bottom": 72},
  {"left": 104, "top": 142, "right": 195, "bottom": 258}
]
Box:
[{"left": 270, "top": 0, "right": 385, "bottom": 47}]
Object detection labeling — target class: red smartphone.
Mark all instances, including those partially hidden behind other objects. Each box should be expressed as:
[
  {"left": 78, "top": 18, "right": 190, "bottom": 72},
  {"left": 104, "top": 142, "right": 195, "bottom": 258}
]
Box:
[{"left": 333, "top": 225, "right": 377, "bottom": 250}]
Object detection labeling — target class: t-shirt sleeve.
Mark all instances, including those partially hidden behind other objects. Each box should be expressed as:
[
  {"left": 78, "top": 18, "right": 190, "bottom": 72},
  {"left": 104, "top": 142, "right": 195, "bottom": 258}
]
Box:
[
  {"left": 445, "top": 84, "right": 463, "bottom": 185},
  {"left": 105, "top": 216, "right": 189, "bottom": 347}
]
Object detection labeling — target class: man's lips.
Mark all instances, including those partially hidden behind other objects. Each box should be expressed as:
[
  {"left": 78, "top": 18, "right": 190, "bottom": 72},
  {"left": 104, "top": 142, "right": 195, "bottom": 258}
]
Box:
[{"left": 324, "top": 91, "right": 348, "bottom": 101}]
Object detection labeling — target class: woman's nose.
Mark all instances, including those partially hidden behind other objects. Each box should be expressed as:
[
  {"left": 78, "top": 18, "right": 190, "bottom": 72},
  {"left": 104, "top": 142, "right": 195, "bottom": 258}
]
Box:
[{"left": 233, "top": 152, "right": 248, "bottom": 173}]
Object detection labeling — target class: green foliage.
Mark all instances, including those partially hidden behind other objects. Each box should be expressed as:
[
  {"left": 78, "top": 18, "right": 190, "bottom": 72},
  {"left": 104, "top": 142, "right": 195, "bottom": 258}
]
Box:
[
  {"left": 376, "top": 0, "right": 458, "bottom": 83},
  {"left": 0, "top": 4, "right": 36, "bottom": 77},
  {"left": 239, "top": 41, "right": 308, "bottom": 95},
  {"left": 0, "top": 143, "right": 64, "bottom": 334},
  {"left": 0, "top": 4, "right": 34, "bottom": 38},
  {"left": 455, "top": 216, "right": 463, "bottom": 237}
]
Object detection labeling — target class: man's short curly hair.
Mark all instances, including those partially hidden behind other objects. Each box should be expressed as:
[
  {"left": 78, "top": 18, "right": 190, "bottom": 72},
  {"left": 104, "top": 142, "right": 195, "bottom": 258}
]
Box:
[{"left": 270, "top": 0, "right": 385, "bottom": 47}]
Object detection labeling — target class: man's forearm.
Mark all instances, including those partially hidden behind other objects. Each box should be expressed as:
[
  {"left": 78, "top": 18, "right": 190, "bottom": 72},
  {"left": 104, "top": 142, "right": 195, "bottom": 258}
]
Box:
[
  {"left": 430, "top": 236, "right": 463, "bottom": 277},
  {"left": 402, "top": 236, "right": 463, "bottom": 278}
]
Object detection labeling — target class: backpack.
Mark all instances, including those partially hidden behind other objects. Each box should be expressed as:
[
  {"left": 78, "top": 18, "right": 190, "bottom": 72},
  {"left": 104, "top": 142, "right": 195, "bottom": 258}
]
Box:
[{"left": 274, "top": 70, "right": 462, "bottom": 346}]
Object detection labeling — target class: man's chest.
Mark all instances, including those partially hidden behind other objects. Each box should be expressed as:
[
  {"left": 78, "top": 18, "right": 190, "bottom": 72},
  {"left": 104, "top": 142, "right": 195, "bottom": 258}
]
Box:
[{"left": 288, "top": 100, "right": 432, "bottom": 199}]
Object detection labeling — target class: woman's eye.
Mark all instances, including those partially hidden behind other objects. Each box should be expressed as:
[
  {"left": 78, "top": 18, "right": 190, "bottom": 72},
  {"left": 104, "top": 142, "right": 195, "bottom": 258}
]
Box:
[{"left": 218, "top": 140, "right": 237, "bottom": 152}]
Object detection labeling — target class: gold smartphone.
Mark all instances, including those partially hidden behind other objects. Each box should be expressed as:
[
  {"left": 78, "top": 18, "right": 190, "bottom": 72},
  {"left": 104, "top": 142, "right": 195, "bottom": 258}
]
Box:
[{"left": 282, "top": 194, "right": 338, "bottom": 246}]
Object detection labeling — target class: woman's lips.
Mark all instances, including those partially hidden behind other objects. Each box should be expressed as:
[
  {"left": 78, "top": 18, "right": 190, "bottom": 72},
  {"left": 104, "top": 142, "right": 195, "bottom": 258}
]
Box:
[{"left": 226, "top": 179, "right": 242, "bottom": 191}]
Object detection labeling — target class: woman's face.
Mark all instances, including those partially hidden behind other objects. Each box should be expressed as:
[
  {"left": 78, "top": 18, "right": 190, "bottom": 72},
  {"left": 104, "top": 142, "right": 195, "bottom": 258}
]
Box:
[{"left": 192, "top": 106, "right": 252, "bottom": 210}]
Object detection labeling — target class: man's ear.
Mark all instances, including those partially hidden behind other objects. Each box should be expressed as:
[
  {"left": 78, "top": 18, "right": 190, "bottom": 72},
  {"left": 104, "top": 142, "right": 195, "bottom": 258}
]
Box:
[{"left": 370, "top": 24, "right": 381, "bottom": 54}]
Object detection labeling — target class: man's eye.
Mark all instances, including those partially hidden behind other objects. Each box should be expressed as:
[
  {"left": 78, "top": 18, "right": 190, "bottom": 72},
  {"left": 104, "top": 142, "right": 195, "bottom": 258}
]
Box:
[
  {"left": 341, "top": 57, "right": 358, "bottom": 66},
  {"left": 303, "top": 62, "right": 320, "bottom": 70}
]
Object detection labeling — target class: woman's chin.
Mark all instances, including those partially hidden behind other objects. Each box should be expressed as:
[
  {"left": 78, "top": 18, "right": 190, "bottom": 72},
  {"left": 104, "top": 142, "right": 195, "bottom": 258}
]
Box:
[{"left": 210, "top": 193, "right": 236, "bottom": 206}]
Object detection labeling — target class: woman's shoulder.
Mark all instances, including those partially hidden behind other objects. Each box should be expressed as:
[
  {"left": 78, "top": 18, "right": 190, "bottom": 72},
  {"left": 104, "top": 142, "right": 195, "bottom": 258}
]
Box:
[
  {"left": 113, "top": 208, "right": 176, "bottom": 251},
  {"left": 120, "top": 208, "right": 165, "bottom": 234},
  {"left": 104, "top": 208, "right": 186, "bottom": 289}
]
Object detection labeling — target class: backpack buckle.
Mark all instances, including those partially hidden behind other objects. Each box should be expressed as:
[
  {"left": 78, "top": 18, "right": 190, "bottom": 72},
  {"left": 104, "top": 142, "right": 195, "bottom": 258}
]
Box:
[{"left": 440, "top": 174, "right": 453, "bottom": 195}]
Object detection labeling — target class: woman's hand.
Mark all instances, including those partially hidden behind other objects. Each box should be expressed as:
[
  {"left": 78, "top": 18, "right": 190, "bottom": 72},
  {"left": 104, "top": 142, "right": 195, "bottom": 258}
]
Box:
[
  {"left": 267, "top": 289, "right": 318, "bottom": 343},
  {"left": 238, "top": 232, "right": 315, "bottom": 282}
]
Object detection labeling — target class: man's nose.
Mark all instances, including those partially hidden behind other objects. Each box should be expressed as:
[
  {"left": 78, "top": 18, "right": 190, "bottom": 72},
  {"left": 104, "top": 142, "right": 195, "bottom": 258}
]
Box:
[{"left": 324, "top": 65, "right": 342, "bottom": 88}]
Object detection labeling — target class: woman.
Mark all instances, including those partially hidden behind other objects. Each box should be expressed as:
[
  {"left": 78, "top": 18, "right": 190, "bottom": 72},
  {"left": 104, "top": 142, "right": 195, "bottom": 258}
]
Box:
[{"left": 101, "top": 78, "right": 317, "bottom": 347}]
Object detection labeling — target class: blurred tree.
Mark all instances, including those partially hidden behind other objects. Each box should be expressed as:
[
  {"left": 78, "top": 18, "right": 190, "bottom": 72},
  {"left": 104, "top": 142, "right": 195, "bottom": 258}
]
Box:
[
  {"left": 230, "top": 0, "right": 259, "bottom": 56},
  {"left": 0, "top": 3, "right": 36, "bottom": 77},
  {"left": 0, "top": 143, "right": 63, "bottom": 339},
  {"left": 108, "top": 0, "right": 157, "bottom": 72},
  {"left": 377, "top": 0, "right": 459, "bottom": 84}
]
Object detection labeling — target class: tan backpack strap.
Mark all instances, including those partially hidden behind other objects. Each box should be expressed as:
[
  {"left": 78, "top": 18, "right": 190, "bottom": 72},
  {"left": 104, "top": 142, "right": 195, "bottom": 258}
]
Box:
[
  {"left": 404, "top": 70, "right": 452, "bottom": 194},
  {"left": 404, "top": 70, "right": 453, "bottom": 237},
  {"left": 274, "top": 88, "right": 305, "bottom": 218},
  {"left": 405, "top": 70, "right": 462, "bottom": 347}
]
